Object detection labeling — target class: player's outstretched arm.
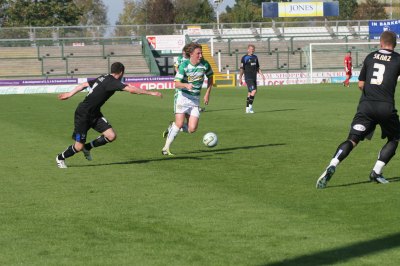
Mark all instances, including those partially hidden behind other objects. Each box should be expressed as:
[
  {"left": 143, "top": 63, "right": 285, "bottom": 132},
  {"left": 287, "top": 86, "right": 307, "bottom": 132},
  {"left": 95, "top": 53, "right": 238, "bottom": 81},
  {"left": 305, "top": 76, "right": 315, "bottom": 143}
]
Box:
[
  {"left": 204, "top": 76, "right": 213, "bottom": 105},
  {"left": 123, "top": 85, "right": 162, "bottom": 98},
  {"left": 58, "top": 82, "right": 89, "bottom": 100}
]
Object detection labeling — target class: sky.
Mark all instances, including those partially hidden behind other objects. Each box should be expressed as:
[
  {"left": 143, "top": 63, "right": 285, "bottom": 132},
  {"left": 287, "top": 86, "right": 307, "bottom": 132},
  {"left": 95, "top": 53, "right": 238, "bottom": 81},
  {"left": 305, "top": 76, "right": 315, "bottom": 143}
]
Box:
[
  {"left": 103, "top": 0, "right": 124, "bottom": 26},
  {"left": 102, "top": 0, "right": 235, "bottom": 26}
]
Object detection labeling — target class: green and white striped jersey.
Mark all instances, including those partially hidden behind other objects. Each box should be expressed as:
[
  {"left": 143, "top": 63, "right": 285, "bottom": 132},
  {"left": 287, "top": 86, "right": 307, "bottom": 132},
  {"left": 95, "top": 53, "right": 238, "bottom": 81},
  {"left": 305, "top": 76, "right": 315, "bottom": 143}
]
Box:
[{"left": 174, "top": 59, "right": 213, "bottom": 96}]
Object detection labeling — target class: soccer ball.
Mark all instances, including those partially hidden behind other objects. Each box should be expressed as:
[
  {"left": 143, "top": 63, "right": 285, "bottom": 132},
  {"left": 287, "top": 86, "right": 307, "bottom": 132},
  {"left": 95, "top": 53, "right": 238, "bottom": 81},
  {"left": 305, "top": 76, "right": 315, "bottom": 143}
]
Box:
[{"left": 203, "top": 132, "right": 218, "bottom": 148}]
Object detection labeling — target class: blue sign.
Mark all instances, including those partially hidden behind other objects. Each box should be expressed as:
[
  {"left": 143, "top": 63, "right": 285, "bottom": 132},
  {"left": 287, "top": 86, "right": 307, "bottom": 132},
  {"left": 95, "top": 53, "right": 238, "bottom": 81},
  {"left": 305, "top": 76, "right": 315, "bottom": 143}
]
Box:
[{"left": 369, "top": 20, "right": 400, "bottom": 40}]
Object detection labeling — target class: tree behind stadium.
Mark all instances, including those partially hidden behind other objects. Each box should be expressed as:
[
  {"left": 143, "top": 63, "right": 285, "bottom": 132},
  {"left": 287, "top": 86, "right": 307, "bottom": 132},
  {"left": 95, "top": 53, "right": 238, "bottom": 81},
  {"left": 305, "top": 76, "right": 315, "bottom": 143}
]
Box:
[
  {"left": 115, "top": 0, "right": 215, "bottom": 36},
  {"left": 0, "top": 0, "right": 107, "bottom": 27},
  {"left": 2, "top": 0, "right": 82, "bottom": 27},
  {"left": 0, "top": 0, "right": 110, "bottom": 39},
  {"left": 353, "top": 0, "right": 388, "bottom": 20}
]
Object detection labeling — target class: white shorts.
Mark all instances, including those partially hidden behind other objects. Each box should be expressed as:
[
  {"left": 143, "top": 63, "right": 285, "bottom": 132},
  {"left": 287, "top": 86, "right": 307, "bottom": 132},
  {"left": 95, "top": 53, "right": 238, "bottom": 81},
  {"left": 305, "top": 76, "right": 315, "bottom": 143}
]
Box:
[{"left": 174, "top": 91, "right": 201, "bottom": 118}]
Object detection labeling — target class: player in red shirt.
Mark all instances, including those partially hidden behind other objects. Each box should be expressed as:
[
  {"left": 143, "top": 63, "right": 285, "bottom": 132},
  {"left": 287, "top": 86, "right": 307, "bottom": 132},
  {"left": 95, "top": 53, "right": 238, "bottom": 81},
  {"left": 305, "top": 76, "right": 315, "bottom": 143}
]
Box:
[{"left": 343, "top": 51, "right": 352, "bottom": 87}]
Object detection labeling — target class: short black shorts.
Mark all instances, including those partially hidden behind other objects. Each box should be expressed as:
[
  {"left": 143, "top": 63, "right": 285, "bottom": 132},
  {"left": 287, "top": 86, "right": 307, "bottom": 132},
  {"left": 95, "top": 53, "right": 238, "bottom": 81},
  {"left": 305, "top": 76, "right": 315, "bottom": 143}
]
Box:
[
  {"left": 349, "top": 101, "right": 400, "bottom": 141},
  {"left": 245, "top": 79, "right": 257, "bottom": 92},
  {"left": 72, "top": 111, "right": 112, "bottom": 143}
]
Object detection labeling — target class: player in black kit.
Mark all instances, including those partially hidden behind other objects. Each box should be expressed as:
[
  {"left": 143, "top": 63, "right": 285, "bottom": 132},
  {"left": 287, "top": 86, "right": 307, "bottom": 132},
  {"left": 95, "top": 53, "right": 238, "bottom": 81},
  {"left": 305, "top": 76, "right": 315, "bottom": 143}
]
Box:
[
  {"left": 56, "top": 62, "right": 162, "bottom": 168},
  {"left": 316, "top": 31, "right": 400, "bottom": 188},
  {"left": 239, "top": 44, "right": 265, "bottom": 114}
]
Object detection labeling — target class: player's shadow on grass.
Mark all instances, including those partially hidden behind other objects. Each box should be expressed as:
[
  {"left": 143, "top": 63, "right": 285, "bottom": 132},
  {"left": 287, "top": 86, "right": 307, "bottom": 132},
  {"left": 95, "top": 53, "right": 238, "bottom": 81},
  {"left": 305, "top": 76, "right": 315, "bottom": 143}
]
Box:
[
  {"left": 202, "top": 108, "right": 241, "bottom": 113},
  {"left": 74, "top": 154, "right": 215, "bottom": 167},
  {"left": 185, "top": 143, "right": 286, "bottom": 155},
  {"left": 262, "top": 232, "right": 400, "bottom": 266},
  {"left": 327, "top": 176, "right": 400, "bottom": 188},
  {"left": 73, "top": 144, "right": 285, "bottom": 167},
  {"left": 253, "top": 108, "right": 297, "bottom": 114}
]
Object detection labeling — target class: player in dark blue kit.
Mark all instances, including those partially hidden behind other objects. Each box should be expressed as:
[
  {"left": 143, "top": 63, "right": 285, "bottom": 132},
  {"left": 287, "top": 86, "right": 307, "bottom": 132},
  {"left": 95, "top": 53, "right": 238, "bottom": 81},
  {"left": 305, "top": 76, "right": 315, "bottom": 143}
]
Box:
[
  {"left": 55, "top": 62, "right": 162, "bottom": 168},
  {"left": 316, "top": 31, "right": 400, "bottom": 188},
  {"left": 238, "top": 44, "right": 265, "bottom": 114}
]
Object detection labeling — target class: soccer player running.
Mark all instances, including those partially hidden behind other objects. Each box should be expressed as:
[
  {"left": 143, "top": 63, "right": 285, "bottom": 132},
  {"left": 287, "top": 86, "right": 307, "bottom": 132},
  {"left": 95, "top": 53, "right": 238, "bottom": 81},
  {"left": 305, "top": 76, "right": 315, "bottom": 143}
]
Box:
[
  {"left": 316, "top": 31, "right": 400, "bottom": 189},
  {"left": 343, "top": 51, "right": 353, "bottom": 87},
  {"left": 161, "top": 42, "right": 213, "bottom": 156},
  {"left": 174, "top": 44, "right": 205, "bottom": 112},
  {"left": 239, "top": 44, "right": 265, "bottom": 114},
  {"left": 55, "top": 62, "right": 162, "bottom": 168}
]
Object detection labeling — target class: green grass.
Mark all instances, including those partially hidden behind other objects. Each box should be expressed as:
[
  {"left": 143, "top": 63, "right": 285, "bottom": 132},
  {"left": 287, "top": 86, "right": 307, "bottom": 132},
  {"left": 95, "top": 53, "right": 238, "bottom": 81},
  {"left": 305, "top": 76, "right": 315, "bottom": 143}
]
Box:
[{"left": 2, "top": 83, "right": 400, "bottom": 265}]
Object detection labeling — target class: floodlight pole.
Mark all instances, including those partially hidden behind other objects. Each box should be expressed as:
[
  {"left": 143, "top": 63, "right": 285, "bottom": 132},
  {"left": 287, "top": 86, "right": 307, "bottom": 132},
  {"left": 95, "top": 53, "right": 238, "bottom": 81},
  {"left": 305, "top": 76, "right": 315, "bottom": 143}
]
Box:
[{"left": 214, "top": 0, "right": 221, "bottom": 30}]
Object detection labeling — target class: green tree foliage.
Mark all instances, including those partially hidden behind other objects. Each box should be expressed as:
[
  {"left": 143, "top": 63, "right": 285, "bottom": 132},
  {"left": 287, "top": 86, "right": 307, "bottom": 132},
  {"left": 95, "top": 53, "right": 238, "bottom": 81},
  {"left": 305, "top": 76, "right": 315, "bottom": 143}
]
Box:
[
  {"left": 0, "top": 0, "right": 7, "bottom": 27},
  {"left": 117, "top": 0, "right": 175, "bottom": 35},
  {"left": 117, "top": 0, "right": 215, "bottom": 27},
  {"left": 175, "top": 0, "right": 215, "bottom": 24},
  {"left": 143, "top": 0, "right": 175, "bottom": 34},
  {"left": 147, "top": 0, "right": 175, "bottom": 25},
  {"left": 354, "top": 0, "right": 388, "bottom": 20},
  {"left": 338, "top": 0, "right": 358, "bottom": 20},
  {"left": 3, "top": 0, "right": 83, "bottom": 27},
  {"left": 219, "top": 0, "right": 263, "bottom": 23}
]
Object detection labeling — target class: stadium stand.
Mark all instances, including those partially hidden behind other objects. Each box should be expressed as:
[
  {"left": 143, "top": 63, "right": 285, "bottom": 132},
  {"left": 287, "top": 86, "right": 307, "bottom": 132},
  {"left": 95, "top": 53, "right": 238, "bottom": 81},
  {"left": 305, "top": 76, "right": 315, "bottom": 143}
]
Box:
[
  {"left": 0, "top": 20, "right": 379, "bottom": 79},
  {"left": 0, "top": 47, "right": 42, "bottom": 77},
  {"left": 0, "top": 42, "right": 150, "bottom": 79},
  {"left": 281, "top": 27, "right": 331, "bottom": 40}
]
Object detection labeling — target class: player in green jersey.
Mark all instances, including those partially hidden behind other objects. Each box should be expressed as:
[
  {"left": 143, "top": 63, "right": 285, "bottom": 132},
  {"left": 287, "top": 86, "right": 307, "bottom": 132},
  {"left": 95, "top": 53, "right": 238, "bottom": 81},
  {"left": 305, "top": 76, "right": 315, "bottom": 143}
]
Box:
[
  {"left": 174, "top": 44, "right": 206, "bottom": 112},
  {"left": 162, "top": 42, "right": 214, "bottom": 155}
]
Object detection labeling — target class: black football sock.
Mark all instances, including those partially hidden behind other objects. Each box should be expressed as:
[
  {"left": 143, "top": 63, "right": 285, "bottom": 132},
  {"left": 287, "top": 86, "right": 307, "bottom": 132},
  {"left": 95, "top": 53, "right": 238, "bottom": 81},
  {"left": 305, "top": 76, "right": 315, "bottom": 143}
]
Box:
[
  {"left": 58, "top": 145, "right": 77, "bottom": 160},
  {"left": 249, "top": 95, "right": 255, "bottom": 105},
  {"left": 84, "top": 135, "right": 110, "bottom": 151},
  {"left": 333, "top": 140, "right": 354, "bottom": 162},
  {"left": 246, "top": 97, "right": 250, "bottom": 107}
]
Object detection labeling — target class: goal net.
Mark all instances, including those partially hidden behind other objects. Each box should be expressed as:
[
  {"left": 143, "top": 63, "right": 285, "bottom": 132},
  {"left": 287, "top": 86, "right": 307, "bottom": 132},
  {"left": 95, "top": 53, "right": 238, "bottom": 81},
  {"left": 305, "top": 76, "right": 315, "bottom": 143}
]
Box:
[{"left": 303, "top": 42, "right": 380, "bottom": 84}]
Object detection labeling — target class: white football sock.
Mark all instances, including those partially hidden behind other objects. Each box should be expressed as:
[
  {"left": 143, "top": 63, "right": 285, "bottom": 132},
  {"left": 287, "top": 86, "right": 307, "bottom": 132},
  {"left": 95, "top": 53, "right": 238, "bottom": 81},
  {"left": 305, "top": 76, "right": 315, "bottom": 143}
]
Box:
[
  {"left": 329, "top": 158, "right": 340, "bottom": 168},
  {"left": 163, "top": 124, "right": 180, "bottom": 150},
  {"left": 372, "top": 160, "right": 386, "bottom": 175}
]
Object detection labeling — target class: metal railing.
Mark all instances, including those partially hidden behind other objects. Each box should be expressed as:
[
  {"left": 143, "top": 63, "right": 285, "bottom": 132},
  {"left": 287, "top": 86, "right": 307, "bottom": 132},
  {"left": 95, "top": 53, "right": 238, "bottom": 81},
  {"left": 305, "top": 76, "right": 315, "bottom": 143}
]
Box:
[{"left": 0, "top": 20, "right": 372, "bottom": 41}]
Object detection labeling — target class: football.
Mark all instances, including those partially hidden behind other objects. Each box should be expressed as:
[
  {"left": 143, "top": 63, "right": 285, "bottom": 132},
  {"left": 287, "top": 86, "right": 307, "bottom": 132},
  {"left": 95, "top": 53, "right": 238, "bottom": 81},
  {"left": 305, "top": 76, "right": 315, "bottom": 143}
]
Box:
[{"left": 203, "top": 132, "right": 218, "bottom": 148}]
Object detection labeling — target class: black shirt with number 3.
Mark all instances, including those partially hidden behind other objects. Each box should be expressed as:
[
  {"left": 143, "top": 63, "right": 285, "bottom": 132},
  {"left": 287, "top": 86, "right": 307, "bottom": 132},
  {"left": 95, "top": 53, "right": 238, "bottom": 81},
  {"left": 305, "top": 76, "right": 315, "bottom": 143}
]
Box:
[{"left": 359, "top": 49, "right": 400, "bottom": 104}]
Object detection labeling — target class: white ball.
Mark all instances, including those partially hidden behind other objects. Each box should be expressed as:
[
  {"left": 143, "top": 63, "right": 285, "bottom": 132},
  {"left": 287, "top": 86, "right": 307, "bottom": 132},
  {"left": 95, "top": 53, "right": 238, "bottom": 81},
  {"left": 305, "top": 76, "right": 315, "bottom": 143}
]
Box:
[{"left": 203, "top": 132, "right": 218, "bottom": 147}]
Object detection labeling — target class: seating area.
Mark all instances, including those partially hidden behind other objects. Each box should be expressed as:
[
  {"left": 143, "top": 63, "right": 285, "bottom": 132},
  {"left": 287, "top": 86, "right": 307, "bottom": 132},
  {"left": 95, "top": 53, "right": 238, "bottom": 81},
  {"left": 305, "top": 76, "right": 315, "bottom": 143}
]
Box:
[
  {"left": 0, "top": 43, "right": 151, "bottom": 79},
  {"left": 219, "top": 28, "right": 255, "bottom": 41},
  {"left": 280, "top": 27, "right": 331, "bottom": 40},
  {"left": 209, "top": 40, "right": 378, "bottom": 74},
  {"left": 188, "top": 25, "right": 370, "bottom": 43},
  {"left": 0, "top": 47, "right": 42, "bottom": 77}
]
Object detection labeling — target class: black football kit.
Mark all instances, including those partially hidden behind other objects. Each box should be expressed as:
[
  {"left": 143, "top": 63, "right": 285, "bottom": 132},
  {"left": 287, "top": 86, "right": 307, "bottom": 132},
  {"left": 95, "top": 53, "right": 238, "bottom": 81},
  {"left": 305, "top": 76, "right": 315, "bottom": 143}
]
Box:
[
  {"left": 73, "top": 74, "right": 127, "bottom": 143},
  {"left": 349, "top": 49, "right": 400, "bottom": 141}
]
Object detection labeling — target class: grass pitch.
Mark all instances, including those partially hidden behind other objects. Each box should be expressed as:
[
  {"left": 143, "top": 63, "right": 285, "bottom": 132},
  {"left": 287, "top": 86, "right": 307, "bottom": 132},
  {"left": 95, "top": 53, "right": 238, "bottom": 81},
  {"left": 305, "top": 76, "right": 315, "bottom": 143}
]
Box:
[{"left": 1, "top": 83, "right": 400, "bottom": 265}]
